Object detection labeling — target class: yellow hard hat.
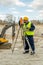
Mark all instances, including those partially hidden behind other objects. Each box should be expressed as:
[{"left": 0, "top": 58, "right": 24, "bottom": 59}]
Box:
[{"left": 23, "top": 16, "right": 29, "bottom": 21}]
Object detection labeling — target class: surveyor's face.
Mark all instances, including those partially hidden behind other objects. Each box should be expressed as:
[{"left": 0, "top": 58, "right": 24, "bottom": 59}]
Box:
[{"left": 23, "top": 20, "right": 28, "bottom": 23}]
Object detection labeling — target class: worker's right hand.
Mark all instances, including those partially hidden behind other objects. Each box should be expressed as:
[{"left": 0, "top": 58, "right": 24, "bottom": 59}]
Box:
[{"left": 22, "top": 36, "right": 25, "bottom": 40}]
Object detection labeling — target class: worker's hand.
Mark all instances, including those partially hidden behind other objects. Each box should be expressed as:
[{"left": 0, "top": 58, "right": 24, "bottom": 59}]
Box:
[
  {"left": 25, "top": 27, "right": 29, "bottom": 31},
  {"left": 26, "top": 26, "right": 30, "bottom": 29},
  {"left": 22, "top": 36, "right": 25, "bottom": 40}
]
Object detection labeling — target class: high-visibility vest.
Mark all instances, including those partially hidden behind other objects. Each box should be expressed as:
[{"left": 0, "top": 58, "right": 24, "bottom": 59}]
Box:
[{"left": 23, "top": 22, "right": 34, "bottom": 35}]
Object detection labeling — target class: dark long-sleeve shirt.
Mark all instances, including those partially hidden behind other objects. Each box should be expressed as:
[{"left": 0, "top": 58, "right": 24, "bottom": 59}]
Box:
[{"left": 29, "top": 23, "right": 35, "bottom": 31}]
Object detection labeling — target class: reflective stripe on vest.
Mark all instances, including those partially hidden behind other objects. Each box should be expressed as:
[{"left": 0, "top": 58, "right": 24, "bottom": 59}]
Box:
[{"left": 23, "top": 22, "right": 34, "bottom": 35}]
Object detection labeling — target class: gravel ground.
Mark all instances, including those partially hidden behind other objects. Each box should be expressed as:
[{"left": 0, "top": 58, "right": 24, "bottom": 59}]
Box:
[{"left": 0, "top": 24, "right": 43, "bottom": 65}]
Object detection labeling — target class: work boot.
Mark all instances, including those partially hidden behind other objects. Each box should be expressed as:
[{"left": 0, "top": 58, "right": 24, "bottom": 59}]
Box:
[
  {"left": 30, "top": 51, "right": 35, "bottom": 55},
  {"left": 23, "top": 50, "right": 29, "bottom": 54}
]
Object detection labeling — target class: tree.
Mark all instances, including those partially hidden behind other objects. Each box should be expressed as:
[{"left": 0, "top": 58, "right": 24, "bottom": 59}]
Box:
[{"left": 5, "top": 14, "right": 16, "bottom": 23}]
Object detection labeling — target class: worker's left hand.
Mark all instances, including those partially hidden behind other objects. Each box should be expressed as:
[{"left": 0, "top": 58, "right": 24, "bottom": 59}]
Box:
[{"left": 26, "top": 27, "right": 29, "bottom": 30}]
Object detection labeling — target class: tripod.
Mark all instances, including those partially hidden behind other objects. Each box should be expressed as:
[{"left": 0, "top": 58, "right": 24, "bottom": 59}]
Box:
[{"left": 12, "top": 25, "right": 23, "bottom": 53}]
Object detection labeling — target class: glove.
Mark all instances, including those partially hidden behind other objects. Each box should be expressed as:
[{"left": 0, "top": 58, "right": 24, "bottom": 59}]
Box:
[
  {"left": 22, "top": 36, "right": 25, "bottom": 40},
  {"left": 26, "top": 26, "right": 29, "bottom": 29}
]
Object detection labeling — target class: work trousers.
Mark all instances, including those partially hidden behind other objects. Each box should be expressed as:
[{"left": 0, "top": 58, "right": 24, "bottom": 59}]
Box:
[{"left": 24, "top": 35, "right": 35, "bottom": 52}]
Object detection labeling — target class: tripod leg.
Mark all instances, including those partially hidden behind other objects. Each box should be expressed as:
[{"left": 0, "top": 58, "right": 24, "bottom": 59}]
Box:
[
  {"left": 12, "top": 27, "right": 20, "bottom": 53},
  {"left": 21, "top": 28, "right": 25, "bottom": 49}
]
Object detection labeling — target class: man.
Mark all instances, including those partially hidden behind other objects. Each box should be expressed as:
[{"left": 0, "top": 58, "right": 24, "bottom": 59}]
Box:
[{"left": 23, "top": 16, "right": 35, "bottom": 55}]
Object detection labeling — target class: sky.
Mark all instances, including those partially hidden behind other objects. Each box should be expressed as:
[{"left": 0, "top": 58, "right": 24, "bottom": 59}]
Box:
[{"left": 0, "top": 0, "right": 43, "bottom": 21}]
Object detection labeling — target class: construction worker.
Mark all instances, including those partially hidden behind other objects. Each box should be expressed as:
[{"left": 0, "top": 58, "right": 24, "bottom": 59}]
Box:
[{"left": 23, "top": 16, "right": 35, "bottom": 55}]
